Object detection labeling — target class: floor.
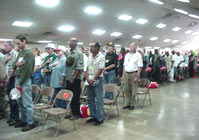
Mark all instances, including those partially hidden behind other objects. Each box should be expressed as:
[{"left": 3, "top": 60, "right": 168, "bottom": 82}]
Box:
[{"left": 0, "top": 78, "right": 199, "bottom": 140}]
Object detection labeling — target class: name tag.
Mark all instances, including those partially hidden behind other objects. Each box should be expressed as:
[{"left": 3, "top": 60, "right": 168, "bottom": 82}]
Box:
[{"left": 105, "top": 60, "right": 109, "bottom": 63}]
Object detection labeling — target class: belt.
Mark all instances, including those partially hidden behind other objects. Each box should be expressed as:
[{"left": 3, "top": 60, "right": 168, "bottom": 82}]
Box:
[{"left": 126, "top": 71, "right": 137, "bottom": 74}]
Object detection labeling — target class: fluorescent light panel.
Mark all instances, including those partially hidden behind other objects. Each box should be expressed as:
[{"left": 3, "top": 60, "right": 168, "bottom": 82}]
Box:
[
  {"left": 176, "top": 0, "right": 190, "bottom": 3},
  {"left": 172, "top": 40, "right": 179, "bottom": 43},
  {"left": 136, "top": 19, "right": 148, "bottom": 24},
  {"left": 35, "top": 0, "right": 60, "bottom": 7},
  {"left": 149, "top": 0, "right": 164, "bottom": 5},
  {"left": 182, "top": 41, "right": 188, "bottom": 44},
  {"left": 0, "top": 38, "right": 13, "bottom": 41},
  {"left": 58, "top": 25, "right": 75, "bottom": 32},
  {"left": 192, "top": 32, "right": 199, "bottom": 36},
  {"left": 118, "top": 15, "right": 132, "bottom": 21},
  {"left": 78, "top": 42, "right": 84, "bottom": 45},
  {"left": 156, "top": 23, "right": 167, "bottom": 28},
  {"left": 84, "top": 6, "right": 102, "bottom": 15},
  {"left": 150, "top": 37, "right": 159, "bottom": 41},
  {"left": 174, "top": 8, "right": 188, "bottom": 15},
  {"left": 12, "top": 21, "right": 33, "bottom": 27},
  {"left": 188, "top": 14, "right": 199, "bottom": 19},
  {"left": 164, "top": 39, "right": 171, "bottom": 42},
  {"left": 145, "top": 46, "right": 152, "bottom": 49},
  {"left": 38, "top": 40, "right": 52, "bottom": 43},
  {"left": 110, "top": 32, "right": 122, "bottom": 37},
  {"left": 132, "top": 35, "right": 142, "bottom": 39},
  {"left": 154, "top": 47, "right": 160, "bottom": 49},
  {"left": 185, "top": 30, "right": 193, "bottom": 34},
  {"left": 115, "top": 44, "right": 121, "bottom": 47},
  {"left": 172, "top": 27, "right": 181, "bottom": 31},
  {"left": 92, "top": 29, "right": 106, "bottom": 35}
]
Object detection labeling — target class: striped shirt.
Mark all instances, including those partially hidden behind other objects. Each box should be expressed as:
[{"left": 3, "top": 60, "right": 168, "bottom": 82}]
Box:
[{"left": 5, "top": 50, "right": 18, "bottom": 76}]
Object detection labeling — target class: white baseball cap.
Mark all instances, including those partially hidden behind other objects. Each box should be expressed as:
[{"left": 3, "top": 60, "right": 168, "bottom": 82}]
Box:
[{"left": 45, "top": 43, "right": 56, "bottom": 49}]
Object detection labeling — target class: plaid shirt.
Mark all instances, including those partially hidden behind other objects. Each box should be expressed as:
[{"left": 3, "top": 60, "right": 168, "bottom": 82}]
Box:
[{"left": 5, "top": 50, "right": 18, "bottom": 76}]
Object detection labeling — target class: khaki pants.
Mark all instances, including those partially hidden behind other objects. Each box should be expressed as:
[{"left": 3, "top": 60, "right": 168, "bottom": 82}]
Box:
[{"left": 124, "top": 72, "right": 138, "bottom": 106}]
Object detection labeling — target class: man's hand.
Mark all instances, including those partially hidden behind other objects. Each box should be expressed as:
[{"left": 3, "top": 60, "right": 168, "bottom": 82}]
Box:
[
  {"left": 15, "top": 60, "right": 25, "bottom": 67},
  {"left": 133, "top": 77, "right": 139, "bottom": 83},
  {"left": 46, "top": 59, "right": 52, "bottom": 64},
  {"left": 103, "top": 71, "right": 108, "bottom": 75},
  {"left": 0, "top": 82, "right": 4, "bottom": 88},
  {"left": 87, "top": 79, "right": 94, "bottom": 86},
  {"left": 6, "top": 55, "right": 13, "bottom": 62},
  {"left": 16, "top": 85, "right": 22, "bottom": 91},
  {"left": 70, "top": 77, "right": 75, "bottom": 84},
  {"left": 60, "top": 79, "right": 64, "bottom": 86}
]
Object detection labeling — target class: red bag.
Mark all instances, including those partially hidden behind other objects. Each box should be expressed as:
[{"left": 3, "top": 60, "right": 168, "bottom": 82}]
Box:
[
  {"left": 145, "top": 67, "right": 152, "bottom": 72},
  {"left": 80, "top": 105, "right": 90, "bottom": 118},
  {"left": 148, "top": 82, "right": 158, "bottom": 88}
]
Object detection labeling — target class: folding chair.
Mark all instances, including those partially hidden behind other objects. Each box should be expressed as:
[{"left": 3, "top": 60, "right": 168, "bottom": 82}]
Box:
[
  {"left": 114, "top": 77, "right": 125, "bottom": 103},
  {"left": 34, "top": 86, "right": 54, "bottom": 126},
  {"left": 80, "top": 81, "right": 87, "bottom": 104},
  {"left": 43, "top": 89, "right": 76, "bottom": 137},
  {"left": 32, "top": 84, "right": 40, "bottom": 104},
  {"left": 136, "top": 78, "right": 152, "bottom": 106},
  {"left": 103, "top": 84, "right": 120, "bottom": 120}
]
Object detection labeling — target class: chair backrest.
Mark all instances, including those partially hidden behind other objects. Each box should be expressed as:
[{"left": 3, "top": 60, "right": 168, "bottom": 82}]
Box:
[
  {"left": 114, "top": 77, "right": 121, "bottom": 86},
  {"left": 40, "top": 86, "right": 54, "bottom": 104},
  {"left": 103, "top": 84, "right": 116, "bottom": 93},
  {"left": 32, "top": 84, "right": 40, "bottom": 103},
  {"left": 138, "top": 78, "right": 150, "bottom": 88},
  {"left": 80, "top": 81, "right": 86, "bottom": 96}
]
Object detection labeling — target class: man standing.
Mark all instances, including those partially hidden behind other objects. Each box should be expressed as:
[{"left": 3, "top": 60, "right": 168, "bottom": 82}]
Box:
[
  {"left": 8, "top": 34, "right": 36, "bottom": 131},
  {"left": 4, "top": 41, "right": 19, "bottom": 125},
  {"left": 152, "top": 49, "right": 162, "bottom": 83},
  {"left": 65, "top": 37, "right": 83, "bottom": 120},
  {"left": 122, "top": 42, "right": 143, "bottom": 110},
  {"left": 104, "top": 42, "right": 118, "bottom": 99},
  {"left": 86, "top": 42, "right": 105, "bottom": 125},
  {"left": 41, "top": 44, "right": 57, "bottom": 86}
]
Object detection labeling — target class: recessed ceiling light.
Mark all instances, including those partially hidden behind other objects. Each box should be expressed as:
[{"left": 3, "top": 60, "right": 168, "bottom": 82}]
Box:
[
  {"left": 172, "top": 27, "right": 181, "bottom": 32},
  {"left": 176, "top": 0, "right": 190, "bottom": 3},
  {"left": 0, "top": 38, "right": 13, "bottom": 41},
  {"left": 172, "top": 40, "right": 179, "bottom": 43},
  {"left": 136, "top": 19, "right": 148, "bottom": 24},
  {"left": 163, "top": 39, "right": 171, "bottom": 42},
  {"left": 78, "top": 42, "right": 84, "bottom": 45},
  {"left": 132, "top": 35, "right": 142, "bottom": 39},
  {"left": 38, "top": 40, "right": 53, "bottom": 43},
  {"left": 110, "top": 32, "right": 122, "bottom": 37},
  {"left": 165, "top": 48, "right": 171, "bottom": 50},
  {"left": 154, "top": 47, "right": 160, "bottom": 49},
  {"left": 182, "top": 41, "right": 188, "bottom": 44},
  {"left": 118, "top": 15, "right": 132, "bottom": 21},
  {"left": 84, "top": 6, "right": 102, "bottom": 15},
  {"left": 185, "top": 30, "right": 193, "bottom": 34},
  {"left": 12, "top": 21, "right": 33, "bottom": 27},
  {"left": 150, "top": 37, "right": 159, "bottom": 41},
  {"left": 174, "top": 8, "right": 188, "bottom": 15},
  {"left": 115, "top": 44, "right": 121, "bottom": 47},
  {"left": 145, "top": 46, "right": 152, "bottom": 49},
  {"left": 192, "top": 32, "right": 199, "bottom": 36},
  {"left": 35, "top": 0, "right": 60, "bottom": 7},
  {"left": 92, "top": 29, "right": 106, "bottom": 35},
  {"left": 188, "top": 14, "right": 199, "bottom": 19},
  {"left": 156, "top": 23, "right": 167, "bottom": 28},
  {"left": 58, "top": 25, "right": 75, "bottom": 32},
  {"left": 149, "top": 0, "right": 164, "bottom": 5}
]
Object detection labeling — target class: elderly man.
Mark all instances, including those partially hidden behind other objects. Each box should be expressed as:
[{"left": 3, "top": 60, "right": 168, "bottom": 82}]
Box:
[
  {"left": 65, "top": 37, "right": 83, "bottom": 120},
  {"left": 86, "top": 41, "right": 105, "bottom": 125},
  {"left": 8, "top": 34, "right": 36, "bottom": 131},
  {"left": 122, "top": 42, "right": 143, "bottom": 110}
]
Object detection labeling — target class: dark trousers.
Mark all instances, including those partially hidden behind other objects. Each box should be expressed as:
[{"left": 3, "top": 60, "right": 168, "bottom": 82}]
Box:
[
  {"left": 155, "top": 67, "right": 161, "bottom": 83},
  {"left": 66, "top": 79, "right": 81, "bottom": 116},
  {"left": 6, "top": 77, "right": 19, "bottom": 121},
  {"left": 0, "top": 85, "right": 5, "bottom": 115}
]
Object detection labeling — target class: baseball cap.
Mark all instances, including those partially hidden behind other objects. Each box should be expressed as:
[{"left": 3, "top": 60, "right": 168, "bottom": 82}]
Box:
[
  {"left": 55, "top": 45, "right": 67, "bottom": 52},
  {"left": 107, "top": 41, "right": 115, "bottom": 47},
  {"left": 45, "top": 43, "right": 56, "bottom": 49}
]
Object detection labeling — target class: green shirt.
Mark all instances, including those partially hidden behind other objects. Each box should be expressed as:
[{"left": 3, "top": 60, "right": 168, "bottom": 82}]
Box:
[
  {"left": 14, "top": 49, "right": 35, "bottom": 85},
  {"left": 66, "top": 49, "right": 83, "bottom": 81},
  {"left": 42, "top": 54, "right": 57, "bottom": 70}
]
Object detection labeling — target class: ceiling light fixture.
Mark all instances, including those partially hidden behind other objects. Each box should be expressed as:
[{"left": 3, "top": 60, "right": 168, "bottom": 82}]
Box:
[
  {"left": 163, "top": 39, "right": 171, "bottom": 42},
  {"left": 192, "top": 32, "right": 199, "bottom": 36},
  {"left": 150, "top": 37, "right": 159, "bottom": 41},
  {"left": 172, "top": 40, "right": 179, "bottom": 43},
  {"left": 115, "top": 44, "right": 121, "bottom": 47},
  {"left": 58, "top": 25, "right": 75, "bottom": 32},
  {"left": 12, "top": 21, "right": 33, "bottom": 27},
  {"left": 35, "top": 0, "right": 60, "bottom": 7},
  {"left": 118, "top": 15, "right": 132, "bottom": 21},
  {"left": 156, "top": 23, "right": 167, "bottom": 28},
  {"left": 84, "top": 6, "right": 102, "bottom": 15},
  {"left": 176, "top": 0, "right": 190, "bottom": 3},
  {"left": 185, "top": 30, "right": 193, "bottom": 34},
  {"left": 110, "top": 32, "right": 122, "bottom": 37},
  {"left": 132, "top": 35, "right": 143, "bottom": 39},
  {"left": 165, "top": 48, "right": 171, "bottom": 50},
  {"left": 0, "top": 38, "right": 13, "bottom": 41},
  {"left": 182, "top": 41, "right": 188, "bottom": 44},
  {"left": 38, "top": 40, "right": 53, "bottom": 43},
  {"left": 172, "top": 27, "right": 181, "bottom": 31},
  {"left": 188, "top": 14, "right": 199, "bottom": 19},
  {"left": 149, "top": 0, "right": 164, "bottom": 5},
  {"left": 154, "top": 47, "right": 160, "bottom": 49},
  {"left": 136, "top": 19, "right": 148, "bottom": 24},
  {"left": 145, "top": 46, "right": 152, "bottom": 49},
  {"left": 174, "top": 8, "right": 188, "bottom": 15},
  {"left": 77, "top": 42, "right": 84, "bottom": 45},
  {"left": 92, "top": 29, "right": 106, "bottom": 35}
]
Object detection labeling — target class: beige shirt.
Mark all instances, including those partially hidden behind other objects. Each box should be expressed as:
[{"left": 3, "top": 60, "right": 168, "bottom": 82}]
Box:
[
  {"left": 0, "top": 57, "right": 6, "bottom": 81},
  {"left": 87, "top": 52, "right": 105, "bottom": 80},
  {"left": 124, "top": 52, "right": 143, "bottom": 72}
]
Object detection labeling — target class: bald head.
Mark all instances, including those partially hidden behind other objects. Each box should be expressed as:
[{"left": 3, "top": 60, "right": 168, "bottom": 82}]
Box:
[
  {"left": 68, "top": 37, "right": 78, "bottom": 49},
  {"left": 129, "top": 42, "right": 137, "bottom": 53}
]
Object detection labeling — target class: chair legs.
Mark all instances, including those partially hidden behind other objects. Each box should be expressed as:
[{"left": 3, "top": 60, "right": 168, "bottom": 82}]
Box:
[
  {"left": 54, "top": 115, "right": 62, "bottom": 137},
  {"left": 137, "top": 92, "right": 152, "bottom": 106}
]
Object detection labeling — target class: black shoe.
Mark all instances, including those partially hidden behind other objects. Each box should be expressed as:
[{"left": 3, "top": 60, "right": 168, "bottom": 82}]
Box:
[
  {"left": 15, "top": 121, "right": 27, "bottom": 128},
  {"left": 122, "top": 105, "right": 130, "bottom": 109},
  {"left": 70, "top": 115, "right": 79, "bottom": 120},
  {"left": 21, "top": 122, "right": 38, "bottom": 132},
  {"left": 94, "top": 120, "right": 103, "bottom": 126},
  {"left": 7, "top": 120, "right": 12, "bottom": 124},
  {"left": 64, "top": 115, "right": 72, "bottom": 119},
  {"left": 86, "top": 118, "right": 97, "bottom": 123},
  {"left": 129, "top": 106, "right": 135, "bottom": 110},
  {"left": 9, "top": 120, "right": 19, "bottom": 126},
  {"left": 0, "top": 114, "right": 5, "bottom": 120}
]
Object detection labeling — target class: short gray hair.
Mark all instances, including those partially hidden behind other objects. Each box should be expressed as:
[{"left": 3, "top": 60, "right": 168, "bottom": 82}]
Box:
[
  {"left": 5, "top": 41, "right": 15, "bottom": 48},
  {"left": 129, "top": 42, "right": 137, "bottom": 48}
]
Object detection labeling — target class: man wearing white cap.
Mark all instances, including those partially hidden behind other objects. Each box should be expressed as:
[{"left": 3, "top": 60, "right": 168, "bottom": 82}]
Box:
[{"left": 41, "top": 43, "right": 57, "bottom": 86}]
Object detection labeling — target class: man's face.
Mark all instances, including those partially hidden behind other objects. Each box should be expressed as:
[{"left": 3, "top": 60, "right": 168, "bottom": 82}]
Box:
[
  {"left": 107, "top": 46, "right": 114, "bottom": 54},
  {"left": 90, "top": 44, "right": 97, "bottom": 54},
  {"left": 4, "top": 43, "right": 12, "bottom": 53},
  {"left": 68, "top": 39, "right": 77, "bottom": 48},
  {"left": 129, "top": 44, "right": 136, "bottom": 52},
  {"left": 15, "top": 39, "right": 25, "bottom": 50}
]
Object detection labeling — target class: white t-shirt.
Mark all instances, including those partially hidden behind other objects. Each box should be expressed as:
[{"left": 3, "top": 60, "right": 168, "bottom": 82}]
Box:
[
  {"left": 172, "top": 54, "right": 177, "bottom": 67},
  {"left": 83, "top": 54, "right": 88, "bottom": 72},
  {"left": 175, "top": 55, "right": 184, "bottom": 67},
  {"left": 35, "top": 56, "right": 42, "bottom": 67},
  {"left": 124, "top": 52, "right": 143, "bottom": 72}
]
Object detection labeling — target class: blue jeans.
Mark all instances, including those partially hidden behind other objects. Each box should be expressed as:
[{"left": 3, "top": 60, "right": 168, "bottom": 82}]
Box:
[
  {"left": 43, "top": 73, "right": 51, "bottom": 87},
  {"left": 31, "top": 76, "right": 42, "bottom": 101},
  {"left": 6, "top": 77, "right": 19, "bottom": 121},
  {"left": 104, "top": 70, "right": 115, "bottom": 99},
  {"left": 87, "top": 78, "right": 104, "bottom": 121},
  {"left": 15, "top": 77, "right": 34, "bottom": 125},
  {"left": 53, "top": 88, "right": 67, "bottom": 109}
]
